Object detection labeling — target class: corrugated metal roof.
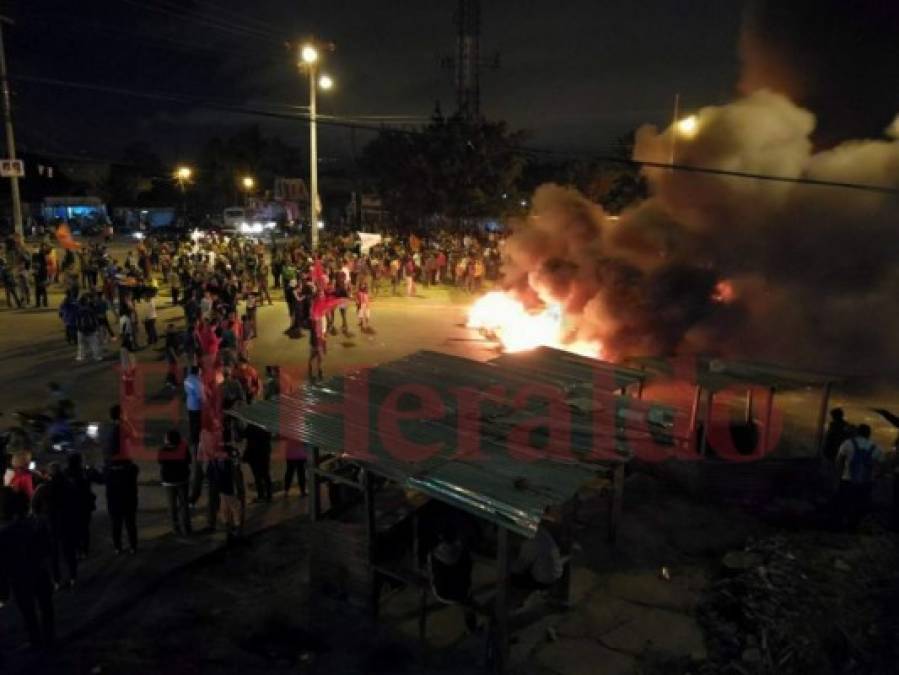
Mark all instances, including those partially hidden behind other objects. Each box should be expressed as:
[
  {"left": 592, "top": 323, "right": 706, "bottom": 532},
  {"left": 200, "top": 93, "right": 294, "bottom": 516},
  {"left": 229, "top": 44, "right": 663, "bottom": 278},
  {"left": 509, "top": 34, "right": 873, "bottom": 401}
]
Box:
[
  {"left": 489, "top": 347, "right": 646, "bottom": 391},
  {"left": 228, "top": 348, "right": 685, "bottom": 536},
  {"left": 630, "top": 355, "right": 840, "bottom": 392}
]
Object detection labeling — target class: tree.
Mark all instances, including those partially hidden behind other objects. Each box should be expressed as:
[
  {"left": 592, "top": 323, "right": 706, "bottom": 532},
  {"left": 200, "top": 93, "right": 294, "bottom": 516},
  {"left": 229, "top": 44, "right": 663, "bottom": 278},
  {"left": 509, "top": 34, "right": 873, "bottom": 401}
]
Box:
[
  {"left": 360, "top": 114, "right": 527, "bottom": 229},
  {"left": 599, "top": 131, "right": 648, "bottom": 214}
]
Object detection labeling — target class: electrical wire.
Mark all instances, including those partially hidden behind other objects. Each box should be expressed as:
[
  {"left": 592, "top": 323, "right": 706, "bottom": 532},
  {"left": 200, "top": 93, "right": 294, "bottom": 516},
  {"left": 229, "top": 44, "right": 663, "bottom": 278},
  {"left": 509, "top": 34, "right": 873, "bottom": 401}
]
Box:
[
  {"left": 11, "top": 74, "right": 899, "bottom": 196},
  {"left": 120, "top": 0, "right": 282, "bottom": 42}
]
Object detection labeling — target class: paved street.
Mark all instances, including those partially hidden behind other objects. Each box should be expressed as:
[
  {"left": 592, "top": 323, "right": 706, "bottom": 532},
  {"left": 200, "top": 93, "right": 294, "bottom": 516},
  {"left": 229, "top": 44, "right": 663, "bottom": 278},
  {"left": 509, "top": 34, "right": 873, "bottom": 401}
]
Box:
[{"left": 0, "top": 248, "right": 496, "bottom": 664}]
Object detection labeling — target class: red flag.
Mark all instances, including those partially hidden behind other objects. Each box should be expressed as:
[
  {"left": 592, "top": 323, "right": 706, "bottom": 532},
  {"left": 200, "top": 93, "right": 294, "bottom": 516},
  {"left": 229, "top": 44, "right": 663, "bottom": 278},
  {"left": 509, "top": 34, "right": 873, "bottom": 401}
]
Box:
[{"left": 55, "top": 223, "right": 82, "bottom": 250}]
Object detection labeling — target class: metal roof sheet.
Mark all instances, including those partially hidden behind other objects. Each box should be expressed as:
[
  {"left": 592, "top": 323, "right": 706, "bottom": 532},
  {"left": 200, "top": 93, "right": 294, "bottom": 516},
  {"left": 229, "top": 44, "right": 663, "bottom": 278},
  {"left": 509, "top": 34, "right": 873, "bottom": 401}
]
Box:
[{"left": 227, "top": 348, "right": 686, "bottom": 536}]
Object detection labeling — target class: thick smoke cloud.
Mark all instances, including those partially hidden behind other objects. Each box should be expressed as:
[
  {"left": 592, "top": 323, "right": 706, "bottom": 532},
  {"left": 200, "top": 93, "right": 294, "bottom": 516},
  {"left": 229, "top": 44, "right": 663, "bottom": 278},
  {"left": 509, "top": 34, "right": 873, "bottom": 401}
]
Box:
[
  {"left": 739, "top": 0, "right": 899, "bottom": 145},
  {"left": 502, "top": 91, "right": 899, "bottom": 375}
]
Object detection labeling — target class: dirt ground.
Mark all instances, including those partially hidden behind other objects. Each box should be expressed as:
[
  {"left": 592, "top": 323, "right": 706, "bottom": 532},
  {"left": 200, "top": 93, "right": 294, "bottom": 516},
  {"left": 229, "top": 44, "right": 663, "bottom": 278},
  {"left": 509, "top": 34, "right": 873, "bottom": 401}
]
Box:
[{"left": 13, "top": 469, "right": 898, "bottom": 675}]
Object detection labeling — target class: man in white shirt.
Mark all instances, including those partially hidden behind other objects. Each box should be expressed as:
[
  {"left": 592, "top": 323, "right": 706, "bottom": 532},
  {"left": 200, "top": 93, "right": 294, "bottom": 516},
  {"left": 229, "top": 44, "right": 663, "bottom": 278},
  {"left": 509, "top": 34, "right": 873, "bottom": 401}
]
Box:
[
  {"left": 511, "top": 519, "right": 563, "bottom": 590},
  {"left": 835, "top": 424, "right": 884, "bottom": 531}
]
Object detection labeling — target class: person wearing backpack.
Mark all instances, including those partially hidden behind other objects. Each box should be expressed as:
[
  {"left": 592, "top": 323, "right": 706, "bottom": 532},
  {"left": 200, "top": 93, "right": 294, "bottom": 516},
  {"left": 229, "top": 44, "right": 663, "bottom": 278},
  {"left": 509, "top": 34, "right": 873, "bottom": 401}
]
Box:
[
  {"left": 835, "top": 424, "right": 884, "bottom": 531},
  {"left": 75, "top": 295, "right": 103, "bottom": 362}
]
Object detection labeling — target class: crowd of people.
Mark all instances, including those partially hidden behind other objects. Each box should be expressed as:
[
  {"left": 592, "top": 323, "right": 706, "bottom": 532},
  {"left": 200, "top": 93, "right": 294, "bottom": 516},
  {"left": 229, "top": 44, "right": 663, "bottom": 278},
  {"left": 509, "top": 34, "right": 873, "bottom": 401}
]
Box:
[{"left": 0, "top": 223, "right": 508, "bottom": 655}]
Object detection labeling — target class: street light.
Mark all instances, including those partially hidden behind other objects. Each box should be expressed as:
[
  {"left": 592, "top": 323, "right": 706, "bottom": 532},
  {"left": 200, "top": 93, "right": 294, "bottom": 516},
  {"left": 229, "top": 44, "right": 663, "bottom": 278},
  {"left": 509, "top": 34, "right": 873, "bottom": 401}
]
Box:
[
  {"left": 301, "top": 44, "right": 318, "bottom": 64},
  {"left": 242, "top": 176, "right": 255, "bottom": 190},
  {"left": 299, "top": 40, "right": 334, "bottom": 251},
  {"left": 676, "top": 115, "right": 698, "bottom": 137},
  {"left": 174, "top": 166, "right": 193, "bottom": 224}
]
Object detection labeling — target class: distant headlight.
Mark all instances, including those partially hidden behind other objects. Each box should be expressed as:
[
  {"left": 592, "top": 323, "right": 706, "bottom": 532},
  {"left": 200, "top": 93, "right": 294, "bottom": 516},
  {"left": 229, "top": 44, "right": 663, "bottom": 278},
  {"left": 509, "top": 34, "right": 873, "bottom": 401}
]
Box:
[{"left": 132, "top": 232, "right": 145, "bottom": 240}]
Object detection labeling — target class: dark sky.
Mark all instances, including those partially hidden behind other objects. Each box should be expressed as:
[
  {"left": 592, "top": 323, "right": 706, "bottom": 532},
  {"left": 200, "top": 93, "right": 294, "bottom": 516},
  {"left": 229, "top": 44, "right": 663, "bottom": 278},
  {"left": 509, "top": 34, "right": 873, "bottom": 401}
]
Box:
[{"left": 5, "top": 0, "right": 744, "bottom": 165}]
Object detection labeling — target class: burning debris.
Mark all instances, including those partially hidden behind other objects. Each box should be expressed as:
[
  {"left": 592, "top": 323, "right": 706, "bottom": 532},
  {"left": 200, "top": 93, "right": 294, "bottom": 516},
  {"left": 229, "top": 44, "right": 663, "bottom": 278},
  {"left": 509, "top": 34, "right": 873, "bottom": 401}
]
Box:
[{"left": 479, "top": 91, "right": 899, "bottom": 374}]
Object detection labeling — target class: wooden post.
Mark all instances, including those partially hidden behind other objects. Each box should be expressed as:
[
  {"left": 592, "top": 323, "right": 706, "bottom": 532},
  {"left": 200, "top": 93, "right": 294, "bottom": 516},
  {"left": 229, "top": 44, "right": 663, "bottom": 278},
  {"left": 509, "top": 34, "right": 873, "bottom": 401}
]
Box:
[
  {"left": 494, "top": 526, "right": 510, "bottom": 672},
  {"left": 688, "top": 384, "right": 702, "bottom": 442},
  {"left": 362, "top": 472, "right": 381, "bottom": 618},
  {"left": 608, "top": 464, "right": 624, "bottom": 543},
  {"left": 814, "top": 382, "right": 833, "bottom": 457},
  {"left": 699, "top": 390, "right": 714, "bottom": 457},
  {"left": 744, "top": 388, "right": 754, "bottom": 425},
  {"left": 308, "top": 445, "right": 321, "bottom": 521},
  {"left": 762, "top": 387, "right": 776, "bottom": 456}
]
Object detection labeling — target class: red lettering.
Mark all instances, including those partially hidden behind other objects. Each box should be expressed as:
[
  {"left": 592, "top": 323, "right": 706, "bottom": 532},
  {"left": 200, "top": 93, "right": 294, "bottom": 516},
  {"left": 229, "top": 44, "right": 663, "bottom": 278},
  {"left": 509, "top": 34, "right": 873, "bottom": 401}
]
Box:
[
  {"left": 377, "top": 382, "right": 445, "bottom": 462},
  {"left": 507, "top": 383, "right": 571, "bottom": 462}
]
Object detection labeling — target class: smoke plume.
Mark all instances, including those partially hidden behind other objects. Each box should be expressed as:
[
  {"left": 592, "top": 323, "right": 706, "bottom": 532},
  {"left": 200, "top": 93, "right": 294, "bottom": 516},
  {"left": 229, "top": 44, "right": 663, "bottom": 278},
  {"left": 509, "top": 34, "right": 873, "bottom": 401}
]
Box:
[
  {"left": 738, "top": 0, "right": 899, "bottom": 145},
  {"left": 502, "top": 91, "right": 899, "bottom": 375}
]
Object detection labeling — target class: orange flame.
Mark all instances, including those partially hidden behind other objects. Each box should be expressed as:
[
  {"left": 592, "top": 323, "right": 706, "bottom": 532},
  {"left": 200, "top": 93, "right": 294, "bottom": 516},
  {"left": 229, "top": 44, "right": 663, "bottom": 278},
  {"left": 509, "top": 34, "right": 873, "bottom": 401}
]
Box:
[{"left": 468, "top": 291, "right": 603, "bottom": 358}]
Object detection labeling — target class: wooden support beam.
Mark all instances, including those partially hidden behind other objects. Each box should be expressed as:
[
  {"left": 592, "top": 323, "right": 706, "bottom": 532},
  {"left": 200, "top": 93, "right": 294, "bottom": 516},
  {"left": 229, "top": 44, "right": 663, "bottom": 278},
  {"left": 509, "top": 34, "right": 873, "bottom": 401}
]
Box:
[
  {"left": 315, "top": 468, "right": 364, "bottom": 490},
  {"left": 744, "top": 388, "right": 754, "bottom": 425},
  {"left": 814, "top": 382, "right": 833, "bottom": 457},
  {"left": 699, "top": 390, "right": 714, "bottom": 457},
  {"left": 308, "top": 445, "right": 321, "bottom": 521},
  {"left": 762, "top": 387, "right": 776, "bottom": 456},
  {"left": 608, "top": 463, "right": 624, "bottom": 543},
  {"left": 494, "top": 526, "right": 510, "bottom": 673},
  {"left": 688, "top": 383, "right": 702, "bottom": 442}
]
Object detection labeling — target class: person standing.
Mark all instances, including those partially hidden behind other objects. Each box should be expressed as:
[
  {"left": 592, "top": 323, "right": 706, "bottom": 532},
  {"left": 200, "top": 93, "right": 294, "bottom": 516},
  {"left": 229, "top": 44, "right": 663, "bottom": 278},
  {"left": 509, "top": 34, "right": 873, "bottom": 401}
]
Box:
[
  {"left": 102, "top": 405, "right": 139, "bottom": 554},
  {"left": 243, "top": 424, "right": 273, "bottom": 503},
  {"left": 283, "top": 438, "right": 308, "bottom": 498},
  {"left": 143, "top": 295, "right": 159, "bottom": 346},
  {"left": 76, "top": 296, "right": 103, "bottom": 362},
  {"left": 158, "top": 430, "right": 192, "bottom": 536},
  {"left": 0, "top": 488, "right": 56, "bottom": 650},
  {"left": 184, "top": 366, "right": 204, "bottom": 448},
  {"left": 835, "top": 424, "right": 884, "bottom": 532},
  {"left": 63, "top": 453, "right": 95, "bottom": 558},
  {"left": 104, "top": 454, "right": 139, "bottom": 555},
  {"left": 2, "top": 262, "right": 21, "bottom": 308},
  {"left": 33, "top": 250, "right": 49, "bottom": 308},
  {"left": 209, "top": 445, "right": 245, "bottom": 544}
]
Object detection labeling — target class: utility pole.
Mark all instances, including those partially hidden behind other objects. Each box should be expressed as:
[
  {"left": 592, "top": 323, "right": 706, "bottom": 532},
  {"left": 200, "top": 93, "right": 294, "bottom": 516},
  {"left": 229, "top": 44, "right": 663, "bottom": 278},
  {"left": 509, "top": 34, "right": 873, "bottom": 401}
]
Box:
[
  {"left": 308, "top": 58, "right": 318, "bottom": 251},
  {"left": 0, "top": 16, "right": 22, "bottom": 236},
  {"left": 669, "top": 92, "right": 680, "bottom": 167},
  {"left": 440, "top": 0, "right": 499, "bottom": 120}
]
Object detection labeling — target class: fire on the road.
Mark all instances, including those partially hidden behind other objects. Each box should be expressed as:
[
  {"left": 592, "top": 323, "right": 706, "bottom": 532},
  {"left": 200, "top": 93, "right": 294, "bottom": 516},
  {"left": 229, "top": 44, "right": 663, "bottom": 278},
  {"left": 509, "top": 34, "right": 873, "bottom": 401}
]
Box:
[{"left": 467, "top": 291, "right": 602, "bottom": 358}]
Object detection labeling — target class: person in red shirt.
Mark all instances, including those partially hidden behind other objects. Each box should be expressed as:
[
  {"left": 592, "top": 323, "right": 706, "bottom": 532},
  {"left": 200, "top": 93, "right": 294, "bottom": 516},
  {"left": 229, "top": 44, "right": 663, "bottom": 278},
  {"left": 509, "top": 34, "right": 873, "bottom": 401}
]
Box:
[
  {"left": 235, "top": 356, "right": 261, "bottom": 403},
  {"left": 356, "top": 282, "right": 372, "bottom": 333}
]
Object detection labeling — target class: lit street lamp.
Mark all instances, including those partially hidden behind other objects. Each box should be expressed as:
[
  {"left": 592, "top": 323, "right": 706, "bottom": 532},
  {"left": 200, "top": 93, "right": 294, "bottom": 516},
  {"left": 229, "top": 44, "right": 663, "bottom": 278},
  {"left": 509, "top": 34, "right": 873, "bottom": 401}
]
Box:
[
  {"left": 241, "top": 176, "right": 255, "bottom": 206},
  {"left": 676, "top": 114, "right": 698, "bottom": 137},
  {"left": 299, "top": 40, "right": 334, "bottom": 251},
  {"left": 175, "top": 166, "right": 193, "bottom": 222}
]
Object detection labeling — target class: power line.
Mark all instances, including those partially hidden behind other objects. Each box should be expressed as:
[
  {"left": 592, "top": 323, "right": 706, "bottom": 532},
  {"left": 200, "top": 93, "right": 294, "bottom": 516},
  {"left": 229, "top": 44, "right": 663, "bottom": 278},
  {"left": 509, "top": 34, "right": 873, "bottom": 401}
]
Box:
[
  {"left": 120, "top": 0, "right": 282, "bottom": 42},
  {"left": 11, "top": 74, "right": 899, "bottom": 197},
  {"left": 186, "top": 0, "right": 286, "bottom": 35}
]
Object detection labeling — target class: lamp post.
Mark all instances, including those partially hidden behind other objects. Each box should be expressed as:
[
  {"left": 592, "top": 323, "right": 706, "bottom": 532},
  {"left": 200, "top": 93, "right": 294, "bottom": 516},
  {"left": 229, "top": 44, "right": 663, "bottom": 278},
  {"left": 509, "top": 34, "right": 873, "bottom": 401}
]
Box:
[
  {"left": 241, "top": 176, "right": 255, "bottom": 206},
  {"left": 175, "top": 166, "right": 192, "bottom": 224},
  {"left": 300, "top": 41, "right": 334, "bottom": 252},
  {"left": 0, "top": 17, "right": 22, "bottom": 236}
]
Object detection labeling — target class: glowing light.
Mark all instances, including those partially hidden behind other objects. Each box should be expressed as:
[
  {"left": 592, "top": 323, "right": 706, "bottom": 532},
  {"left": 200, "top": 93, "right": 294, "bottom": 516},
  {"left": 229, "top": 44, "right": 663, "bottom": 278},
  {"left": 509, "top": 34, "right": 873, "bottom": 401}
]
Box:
[
  {"left": 175, "top": 166, "right": 192, "bottom": 181},
  {"left": 318, "top": 74, "right": 334, "bottom": 90},
  {"left": 676, "top": 115, "right": 698, "bottom": 137},
  {"left": 712, "top": 279, "right": 736, "bottom": 304},
  {"left": 301, "top": 44, "right": 318, "bottom": 64},
  {"left": 242, "top": 176, "right": 255, "bottom": 190},
  {"left": 467, "top": 291, "right": 602, "bottom": 358}
]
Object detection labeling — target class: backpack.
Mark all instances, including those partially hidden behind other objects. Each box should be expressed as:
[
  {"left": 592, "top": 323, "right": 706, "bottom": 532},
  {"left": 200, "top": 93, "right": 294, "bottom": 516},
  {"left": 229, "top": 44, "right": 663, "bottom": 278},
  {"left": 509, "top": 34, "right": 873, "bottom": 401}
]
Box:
[
  {"left": 76, "top": 308, "right": 99, "bottom": 334},
  {"left": 848, "top": 438, "right": 875, "bottom": 484}
]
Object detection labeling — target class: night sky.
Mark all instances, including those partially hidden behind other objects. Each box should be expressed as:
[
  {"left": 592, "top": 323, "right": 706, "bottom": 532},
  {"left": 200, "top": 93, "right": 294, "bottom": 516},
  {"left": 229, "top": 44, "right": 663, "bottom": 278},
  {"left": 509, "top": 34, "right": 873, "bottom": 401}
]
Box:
[{"left": 4, "top": 0, "right": 744, "bottom": 165}]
